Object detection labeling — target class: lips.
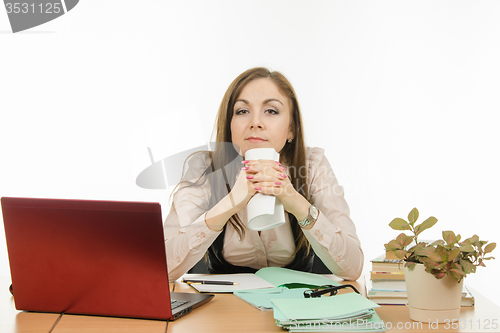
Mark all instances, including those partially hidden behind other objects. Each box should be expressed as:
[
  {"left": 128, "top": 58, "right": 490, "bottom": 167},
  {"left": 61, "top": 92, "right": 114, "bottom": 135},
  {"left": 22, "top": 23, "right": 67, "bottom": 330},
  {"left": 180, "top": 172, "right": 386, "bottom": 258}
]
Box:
[{"left": 246, "top": 137, "right": 266, "bottom": 143}]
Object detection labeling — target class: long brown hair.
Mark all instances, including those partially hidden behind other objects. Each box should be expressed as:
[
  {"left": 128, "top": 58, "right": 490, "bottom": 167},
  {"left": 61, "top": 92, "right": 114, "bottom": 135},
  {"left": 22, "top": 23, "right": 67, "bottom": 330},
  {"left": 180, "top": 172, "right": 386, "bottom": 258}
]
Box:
[{"left": 212, "top": 67, "right": 310, "bottom": 255}]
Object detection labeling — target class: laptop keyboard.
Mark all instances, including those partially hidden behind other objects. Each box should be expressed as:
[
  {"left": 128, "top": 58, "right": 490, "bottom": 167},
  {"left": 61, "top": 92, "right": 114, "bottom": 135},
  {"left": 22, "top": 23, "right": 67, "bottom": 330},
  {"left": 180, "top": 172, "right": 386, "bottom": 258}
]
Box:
[{"left": 171, "top": 299, "right": 189, "bottom": 310}]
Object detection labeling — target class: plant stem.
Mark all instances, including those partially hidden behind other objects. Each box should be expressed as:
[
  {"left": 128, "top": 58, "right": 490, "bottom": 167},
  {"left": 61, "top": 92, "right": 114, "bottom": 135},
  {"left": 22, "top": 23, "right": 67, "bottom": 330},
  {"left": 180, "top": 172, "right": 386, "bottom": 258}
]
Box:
[{"left": 411, "top": 225, "right": 418, "bottom": 246}]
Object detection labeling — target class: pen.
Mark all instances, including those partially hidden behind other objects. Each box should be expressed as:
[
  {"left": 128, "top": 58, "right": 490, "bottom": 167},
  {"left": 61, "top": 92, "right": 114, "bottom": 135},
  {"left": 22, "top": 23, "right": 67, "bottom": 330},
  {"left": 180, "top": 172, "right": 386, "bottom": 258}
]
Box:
[{"left": 182, "top": 279, "right": 239, "bottom": 285}]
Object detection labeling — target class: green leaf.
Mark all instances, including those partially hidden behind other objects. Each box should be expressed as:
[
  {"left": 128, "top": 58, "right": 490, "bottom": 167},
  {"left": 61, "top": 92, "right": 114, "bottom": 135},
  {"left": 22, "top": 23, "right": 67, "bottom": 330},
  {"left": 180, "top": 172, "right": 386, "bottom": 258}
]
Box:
[
  {"left": 405, "top": 262, "right": 417, "bottom": 270},
  {"left": 442, "top": 230, "right": 457, "bottom": 245},
  {"left": 403, "top": 236, "right": 415, "bottom": 247},
  {"left": 484, "top": 242, "right": 496, "bottom": 254},
  {"left": 460, "top": 244, "right": 475, "bottom": 252},
  {"left": 460, "top": 259, "right": 475, "bottom": 274},
  {"left": 421, "top": 257, "right": 440, "bottom": 270},
  {"left": 389, "top": 218, "right": 411, "bottom": 231},
  {"left": 395, "top": 250, "right": 407, "bottom": 259},
  {"left": 395, "top": 233, "right": 414, "bottom": 248},
  {"left": 469, "top": 235, "right": 480, "bottom": 243},
  {"left": 414, "top": 246, "right": 434, "bottom": 257},
  {"left": 432, "top": 270, "right": 446, "bottom": 279},
  {"left": 424, "top": 265, "right": 434, "bottom": 274},
  {"left": 408, "top": 208, "right": 419, "bottom": 226},
  {"left": 429, "top": 240, "right": 445, "bottom": 247},
  {"left": 387, "top": 239, "right": 402, "bottom": 250},
  {"left": 460, "top": 239, "right": 472, "bottom": 246},
  {"left": 435, "top": 246, "right": 448, "bottom": 262},
  {"left": 384, "top": 239, "right": 401, "bottom": 252},
  {"left": 396, "top": 233, "right": 406, "bottom": 247},
  {"left": 428, "top": 251, "right": 443, "bottom": 262},
  {"left": 414, "top": 216, "right": 438, "bottom": 235},
  {"left": 408, "top": 242, "right": 426, "bottom": 252},
  {"left": 448, "top": 248, "right": 460, "bottom": 262},
  {"left": 449, "top": 268, "right": 465, "bottom": 276},
  {"left": 449, "top": 269, "right": 465, "bottom": 281},
  {"left": 384, "top": 243, "right": 393, "bottom": 252}
]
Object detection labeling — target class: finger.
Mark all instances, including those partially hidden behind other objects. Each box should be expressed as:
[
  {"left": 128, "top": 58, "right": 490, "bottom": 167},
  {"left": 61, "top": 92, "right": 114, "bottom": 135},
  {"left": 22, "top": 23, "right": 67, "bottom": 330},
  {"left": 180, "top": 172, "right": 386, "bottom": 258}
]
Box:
[
  {"left": 241, "top": 160, "right": 284, "bottom": 173},
  {"left": 245, "top": 171, "right": 287, "bottom": 183},
  {"left": 253, "top": 182, "right": 288, "bottom": 196},
  {"left": 253, "top": 183, "right": 280, "bottom": 192}
]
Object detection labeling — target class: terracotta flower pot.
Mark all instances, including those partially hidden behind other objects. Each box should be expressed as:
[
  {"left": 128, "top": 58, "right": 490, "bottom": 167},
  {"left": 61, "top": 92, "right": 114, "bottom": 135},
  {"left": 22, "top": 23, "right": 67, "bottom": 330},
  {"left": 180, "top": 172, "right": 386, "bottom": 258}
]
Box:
[{"left": 404, "top": 263, "right": 463, "bottom": 323}]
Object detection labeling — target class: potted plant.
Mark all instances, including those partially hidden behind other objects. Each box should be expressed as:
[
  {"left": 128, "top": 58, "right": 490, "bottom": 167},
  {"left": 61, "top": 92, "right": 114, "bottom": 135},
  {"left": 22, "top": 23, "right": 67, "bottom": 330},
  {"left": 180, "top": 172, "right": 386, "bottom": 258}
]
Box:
[{"left": 384, "top": 208, "right": 496, "bottom": 323}]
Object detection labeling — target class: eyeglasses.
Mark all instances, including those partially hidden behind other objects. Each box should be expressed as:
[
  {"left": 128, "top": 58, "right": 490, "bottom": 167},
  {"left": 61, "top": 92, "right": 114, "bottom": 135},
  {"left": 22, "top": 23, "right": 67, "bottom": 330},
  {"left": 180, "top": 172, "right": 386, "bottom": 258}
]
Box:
[{"left": 303, "top": 284, "right": 360, "bottom": 298}]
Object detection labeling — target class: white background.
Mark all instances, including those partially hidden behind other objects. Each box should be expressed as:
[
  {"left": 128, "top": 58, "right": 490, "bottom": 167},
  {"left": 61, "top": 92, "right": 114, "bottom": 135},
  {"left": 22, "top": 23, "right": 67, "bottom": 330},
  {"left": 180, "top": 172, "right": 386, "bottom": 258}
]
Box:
[{"left": 1, "top": 1, "right": 499, "bottom": 306}]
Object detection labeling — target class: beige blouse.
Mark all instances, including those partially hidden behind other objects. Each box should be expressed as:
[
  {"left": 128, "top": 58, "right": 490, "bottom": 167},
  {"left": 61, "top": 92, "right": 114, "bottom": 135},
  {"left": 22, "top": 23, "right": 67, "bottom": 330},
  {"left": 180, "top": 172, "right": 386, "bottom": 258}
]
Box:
[{"left": 163, "top": 147, "right": 364, "bottom": 282}]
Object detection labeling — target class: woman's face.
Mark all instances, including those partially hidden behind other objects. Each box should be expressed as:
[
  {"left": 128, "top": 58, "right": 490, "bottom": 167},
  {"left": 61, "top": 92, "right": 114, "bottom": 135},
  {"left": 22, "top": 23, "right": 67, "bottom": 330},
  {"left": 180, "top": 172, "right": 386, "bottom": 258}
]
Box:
[{"left": 230, "top": 78, "right": 294, "bottom": 156}]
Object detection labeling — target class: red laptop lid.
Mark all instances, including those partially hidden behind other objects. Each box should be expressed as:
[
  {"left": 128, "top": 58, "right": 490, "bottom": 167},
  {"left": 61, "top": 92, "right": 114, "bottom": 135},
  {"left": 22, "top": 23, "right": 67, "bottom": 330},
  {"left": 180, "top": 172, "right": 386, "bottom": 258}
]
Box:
[{"left": 1, "top": 197, "right": 173, "bottom": 320}]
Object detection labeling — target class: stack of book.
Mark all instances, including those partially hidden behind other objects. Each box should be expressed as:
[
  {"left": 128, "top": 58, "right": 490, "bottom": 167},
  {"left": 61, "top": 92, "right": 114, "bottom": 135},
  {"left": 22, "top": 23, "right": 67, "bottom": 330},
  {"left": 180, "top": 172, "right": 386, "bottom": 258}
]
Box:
[
  {"left": 367, "top": 253, "right": 407, "bottom": 305},
  {"left": 367, "top": 253, "right": 474, "bottom": 306}
]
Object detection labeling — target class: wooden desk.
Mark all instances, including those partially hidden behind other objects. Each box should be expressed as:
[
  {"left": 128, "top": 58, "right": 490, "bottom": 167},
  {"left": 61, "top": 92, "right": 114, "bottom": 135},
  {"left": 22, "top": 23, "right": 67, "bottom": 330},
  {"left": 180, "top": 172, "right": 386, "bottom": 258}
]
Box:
[
  {"left": 2, "top": 274, "right": 500, "bottom": 332},
  {"left": 0, "top": 275, "right": 169, "bottom": 333},
  {"left": 169, "top": 276, "right": 500, "bottom": 333},
  {"left": 51, "top": 314, "right": 167, "bottom": 333}
]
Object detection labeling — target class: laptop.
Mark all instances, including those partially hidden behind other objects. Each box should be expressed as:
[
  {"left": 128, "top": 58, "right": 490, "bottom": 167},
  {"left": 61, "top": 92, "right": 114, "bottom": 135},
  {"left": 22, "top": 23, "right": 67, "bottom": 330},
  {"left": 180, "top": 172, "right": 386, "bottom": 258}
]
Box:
[{"left": 1, "top": 197, "right": 214, "bottom": 321}]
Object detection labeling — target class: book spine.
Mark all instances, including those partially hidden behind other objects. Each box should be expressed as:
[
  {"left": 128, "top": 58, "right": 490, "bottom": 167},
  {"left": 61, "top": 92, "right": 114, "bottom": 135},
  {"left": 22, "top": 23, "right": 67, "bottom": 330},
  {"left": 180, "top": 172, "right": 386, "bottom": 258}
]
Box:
[{"left": 370, "top": 271, "right": 405, "bottom": 280}]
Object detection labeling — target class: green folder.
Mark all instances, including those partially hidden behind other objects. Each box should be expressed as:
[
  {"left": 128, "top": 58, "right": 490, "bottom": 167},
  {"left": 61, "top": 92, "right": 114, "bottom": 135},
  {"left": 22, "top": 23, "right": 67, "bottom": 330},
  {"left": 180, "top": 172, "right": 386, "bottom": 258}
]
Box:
[
  {"left": 234, "top": 287, "right": 310, "bottom": 311},
  {"left": 255, "top": 267, "right": 341, "bottom": 288},
  {"left": 272, "top": 293, "right": 385, "bottom": 332},
  {"left": 274, "top": 308, "right": 386, "bottom": 332},
  {"left": 231, "top": 268, "right": 385, "bottom": 332},
  {"left": 232, "top": 267, "right": 342, "bottom": 311},
  {"left": 271, "top": 293, "right": 380, "bottom": 320}
]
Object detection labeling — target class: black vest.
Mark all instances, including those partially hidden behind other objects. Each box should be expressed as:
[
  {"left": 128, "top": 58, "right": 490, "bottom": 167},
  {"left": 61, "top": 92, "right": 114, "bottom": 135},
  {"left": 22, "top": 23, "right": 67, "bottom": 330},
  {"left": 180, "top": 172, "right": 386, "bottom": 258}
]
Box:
[{"left": 206, "top": 213, "right": 314, "bottom": 274}]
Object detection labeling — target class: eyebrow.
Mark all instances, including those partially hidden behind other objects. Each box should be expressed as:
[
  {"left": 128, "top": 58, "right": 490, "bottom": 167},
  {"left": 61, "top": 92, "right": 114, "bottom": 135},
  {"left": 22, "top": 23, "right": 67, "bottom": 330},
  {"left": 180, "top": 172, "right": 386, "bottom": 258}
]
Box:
[{"left": 235, "top": 98, "right": 284, "bottom": 106}]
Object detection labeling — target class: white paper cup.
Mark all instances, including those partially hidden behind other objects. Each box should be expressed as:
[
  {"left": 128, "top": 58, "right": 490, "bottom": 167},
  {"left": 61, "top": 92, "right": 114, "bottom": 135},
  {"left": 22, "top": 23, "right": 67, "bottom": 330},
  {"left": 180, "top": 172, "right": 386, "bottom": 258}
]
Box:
[{"left": 244, "top": 148, "right": 286, "bottom": 231}]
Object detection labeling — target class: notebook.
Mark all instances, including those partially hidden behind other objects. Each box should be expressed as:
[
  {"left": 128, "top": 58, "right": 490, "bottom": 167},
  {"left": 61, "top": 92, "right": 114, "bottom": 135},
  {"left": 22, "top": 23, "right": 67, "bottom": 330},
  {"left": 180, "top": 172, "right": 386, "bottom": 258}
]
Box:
[{"left": 1, "top": 197, "right": 214, "bottom": 321}]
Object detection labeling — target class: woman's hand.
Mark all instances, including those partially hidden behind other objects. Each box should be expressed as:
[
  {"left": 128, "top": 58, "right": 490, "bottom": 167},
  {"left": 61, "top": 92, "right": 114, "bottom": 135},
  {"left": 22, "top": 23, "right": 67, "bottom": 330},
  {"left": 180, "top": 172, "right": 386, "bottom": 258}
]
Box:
[
  {"left": 241, "top": 159, "right": 288, "bottom": 196},
  {"left": 228, "top": 167, "right": 260, "bottom": 210},
  {"left": 242, "top": 160, "right": 311, "bottom": 223},
  {"left": 206, "top": 159, "right": 313, "bottom": 232},
  {"left": 204, "top": 164, "right": 258, "bottom": 231}
]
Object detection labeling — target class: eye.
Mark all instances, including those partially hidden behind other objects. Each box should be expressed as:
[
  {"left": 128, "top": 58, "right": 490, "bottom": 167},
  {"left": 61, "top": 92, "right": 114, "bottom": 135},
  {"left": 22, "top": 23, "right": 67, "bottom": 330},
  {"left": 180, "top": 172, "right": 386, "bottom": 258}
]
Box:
[
  {"left": 265, "top": 108, "right": 279, "bottom": 115},
  {"left": 235, "top": 108, "right": 249, "bottom": 115}
]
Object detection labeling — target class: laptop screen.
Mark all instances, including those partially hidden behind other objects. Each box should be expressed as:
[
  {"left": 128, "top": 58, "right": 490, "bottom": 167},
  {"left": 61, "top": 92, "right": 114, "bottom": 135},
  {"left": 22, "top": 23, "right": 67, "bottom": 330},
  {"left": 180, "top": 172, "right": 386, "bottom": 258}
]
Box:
[{"left": 2, "top": 197, "right": 174, "bottom": 320}]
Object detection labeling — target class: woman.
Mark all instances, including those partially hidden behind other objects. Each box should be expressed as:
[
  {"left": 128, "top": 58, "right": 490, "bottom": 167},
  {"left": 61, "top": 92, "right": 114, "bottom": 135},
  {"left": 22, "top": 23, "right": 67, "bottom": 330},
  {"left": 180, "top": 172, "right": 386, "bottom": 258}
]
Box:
[{"left": 164, "top": 67, "right": 363, "bottom": 281}]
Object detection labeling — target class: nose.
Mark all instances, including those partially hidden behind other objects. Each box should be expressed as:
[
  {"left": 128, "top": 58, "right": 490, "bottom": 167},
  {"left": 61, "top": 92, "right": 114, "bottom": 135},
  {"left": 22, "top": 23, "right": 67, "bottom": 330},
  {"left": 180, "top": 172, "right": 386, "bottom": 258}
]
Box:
[{"left": 249, "top": 112, "right": 263, "bottom": 129}]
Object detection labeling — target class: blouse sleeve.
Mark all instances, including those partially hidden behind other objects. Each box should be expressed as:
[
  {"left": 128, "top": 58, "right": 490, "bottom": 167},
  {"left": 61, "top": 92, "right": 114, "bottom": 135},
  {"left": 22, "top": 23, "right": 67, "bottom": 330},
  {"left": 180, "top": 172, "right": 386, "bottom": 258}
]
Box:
[
  {"left": 301, "top": 147, "right": 364, "bottom": 280},
  {"left": 163, "top": 152, "right": 222, "bottom": 282}
]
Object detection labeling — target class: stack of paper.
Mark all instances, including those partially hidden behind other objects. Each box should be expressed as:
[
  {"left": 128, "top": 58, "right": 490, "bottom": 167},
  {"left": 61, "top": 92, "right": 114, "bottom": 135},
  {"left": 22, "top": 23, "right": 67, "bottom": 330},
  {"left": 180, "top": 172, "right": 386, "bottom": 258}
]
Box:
[
  {"left": 182, "top": 273, "right": 275, "bottom": 293},
  {"left": 272, "top": 293, "right": 385, "bottom": 332}
]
